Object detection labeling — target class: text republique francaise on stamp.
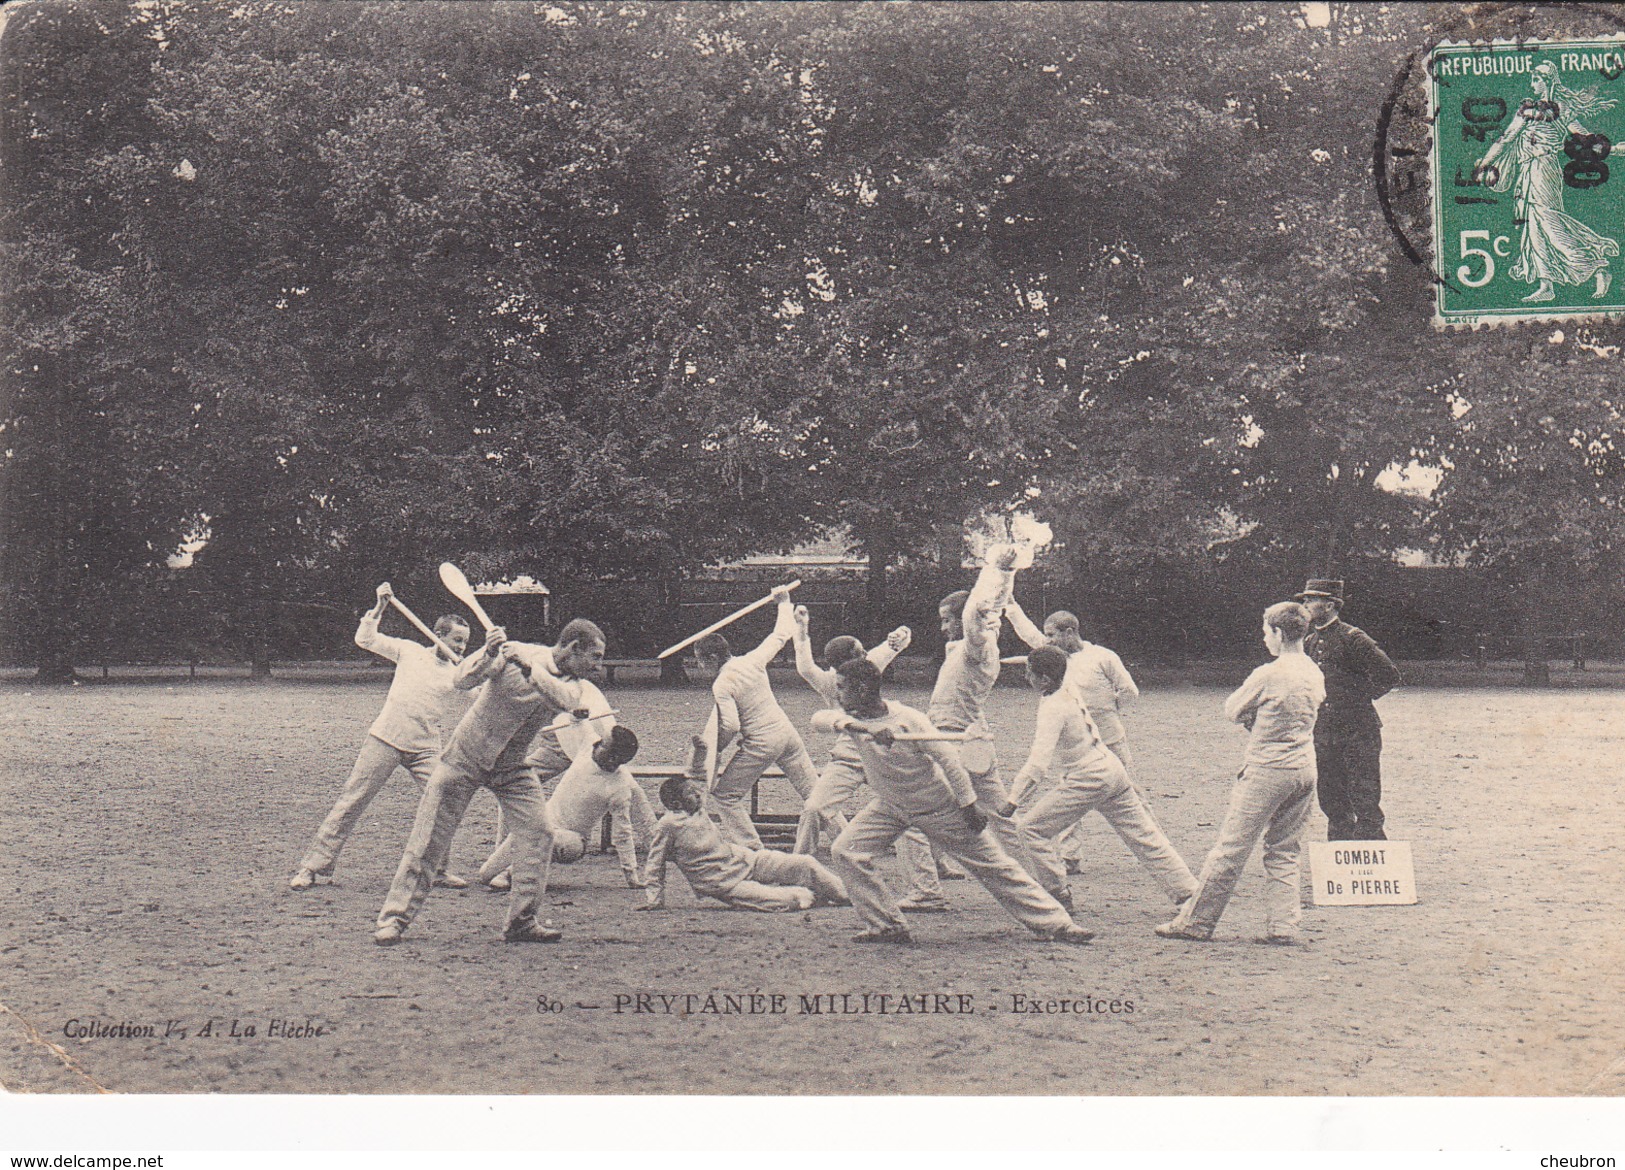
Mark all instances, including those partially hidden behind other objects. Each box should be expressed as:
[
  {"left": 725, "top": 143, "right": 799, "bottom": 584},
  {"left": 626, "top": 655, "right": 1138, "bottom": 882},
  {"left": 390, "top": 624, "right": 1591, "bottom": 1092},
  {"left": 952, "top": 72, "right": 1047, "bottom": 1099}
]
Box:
[{"left": 1430, "top": 35, "right": 1625, "bottom": 327}]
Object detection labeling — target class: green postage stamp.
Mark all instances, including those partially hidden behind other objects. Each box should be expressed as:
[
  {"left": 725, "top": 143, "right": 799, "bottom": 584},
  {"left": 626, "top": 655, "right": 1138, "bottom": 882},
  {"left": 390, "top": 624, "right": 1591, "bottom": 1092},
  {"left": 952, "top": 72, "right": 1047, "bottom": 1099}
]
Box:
[{"left": 1430, "top": 36, "right": 1625, "bottom": 327}]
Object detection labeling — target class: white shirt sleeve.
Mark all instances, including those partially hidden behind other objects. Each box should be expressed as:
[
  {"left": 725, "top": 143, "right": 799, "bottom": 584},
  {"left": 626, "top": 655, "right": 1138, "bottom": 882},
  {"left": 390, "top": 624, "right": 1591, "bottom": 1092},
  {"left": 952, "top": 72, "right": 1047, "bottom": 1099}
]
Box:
[
  {"left": 642, "top": 817, "right": 676, "bottom": 900},
  {"left": 713, "top": 676, "right": 742, "bottom": 742},
  {"left": 354, "top": 612, "right": 409, "bottom": 664},
  {"left": 794, "top": 630, "right": 838, "bottom": 702},
  {"left": 865, "top": 633, "right": 906, "bottom": 674},
  {"left": 454, "top": 646, "right": 504, "bottom": 690},
  {"left": 1103, "top": 650, "right": 1139, "bottom": 699},
  {"left": 810, "top": 709, "right": 850, "bottom": 735},
  {"left": 1009, "top": 692, "right": 1066, "bottom": 806},
  {"left": 741, "top": 604, "right": 793, "bottom": 668},
  {"left": 963, "top": 565, "right": 1015, "bottom": 664},
  {"left": 1224, "top": 665, "right": 1271, "bottom": 726},
  {"left": 505, "top": 646, "right": 585, "bottom": 710},
  {"left": 1004, "top": 602, "right": 1045, "bottom": 650}
]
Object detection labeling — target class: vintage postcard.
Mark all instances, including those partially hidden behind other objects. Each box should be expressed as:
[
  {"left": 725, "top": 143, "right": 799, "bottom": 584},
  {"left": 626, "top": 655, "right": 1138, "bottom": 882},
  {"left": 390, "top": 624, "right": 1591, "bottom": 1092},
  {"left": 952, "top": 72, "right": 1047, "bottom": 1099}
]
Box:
[{"left": 2, "top": 2, "right": 1623, "bottom": 1141}]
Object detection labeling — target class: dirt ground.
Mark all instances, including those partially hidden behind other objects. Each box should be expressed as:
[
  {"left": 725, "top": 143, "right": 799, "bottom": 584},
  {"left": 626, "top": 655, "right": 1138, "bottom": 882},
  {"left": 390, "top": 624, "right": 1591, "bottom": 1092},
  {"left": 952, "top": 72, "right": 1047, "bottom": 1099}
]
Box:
[{"left": 2, "top": 669, "right": 1622, "bottom": 1096}]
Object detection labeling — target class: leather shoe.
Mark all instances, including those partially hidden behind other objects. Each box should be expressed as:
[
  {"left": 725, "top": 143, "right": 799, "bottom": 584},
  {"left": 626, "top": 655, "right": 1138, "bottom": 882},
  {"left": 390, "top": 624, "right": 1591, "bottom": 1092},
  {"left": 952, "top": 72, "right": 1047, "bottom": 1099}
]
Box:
[
  {"left": 853, "top": 926, "right": 914, "bottom": 945},
  {"left": 504, "top": 922, "right": 563, "bottom": 944},
  {"left": 1154, "top": 920, "right": 1212, "bottom": 941},
  {"left": 896, "top": 894, "right": 951, "bottom": 913},
  {"left": 1044, "top": 924, "right": 1095, "bottom": 944}
]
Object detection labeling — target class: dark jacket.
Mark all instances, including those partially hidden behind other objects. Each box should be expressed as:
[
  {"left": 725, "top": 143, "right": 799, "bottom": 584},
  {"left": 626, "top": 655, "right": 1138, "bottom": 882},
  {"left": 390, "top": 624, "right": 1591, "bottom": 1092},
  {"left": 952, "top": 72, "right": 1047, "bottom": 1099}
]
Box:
[{"left": 1304, "top": 618, "right": 1401, "bottom": 731}]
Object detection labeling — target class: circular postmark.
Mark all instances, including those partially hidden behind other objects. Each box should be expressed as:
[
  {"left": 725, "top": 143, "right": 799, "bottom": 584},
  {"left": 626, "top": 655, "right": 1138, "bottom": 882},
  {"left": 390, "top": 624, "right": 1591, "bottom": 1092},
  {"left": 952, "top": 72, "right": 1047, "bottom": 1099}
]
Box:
[{"left": 1375, "top": 3, "right": 1625, "bottom": 324}]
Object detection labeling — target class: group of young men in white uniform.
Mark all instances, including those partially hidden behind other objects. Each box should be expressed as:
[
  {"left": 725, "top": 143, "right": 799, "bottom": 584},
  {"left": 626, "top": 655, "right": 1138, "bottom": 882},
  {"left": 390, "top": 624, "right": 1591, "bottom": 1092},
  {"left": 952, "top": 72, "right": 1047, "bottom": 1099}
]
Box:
[{"left": 287, "top": 554, "right": 1329, "bottom": 950}]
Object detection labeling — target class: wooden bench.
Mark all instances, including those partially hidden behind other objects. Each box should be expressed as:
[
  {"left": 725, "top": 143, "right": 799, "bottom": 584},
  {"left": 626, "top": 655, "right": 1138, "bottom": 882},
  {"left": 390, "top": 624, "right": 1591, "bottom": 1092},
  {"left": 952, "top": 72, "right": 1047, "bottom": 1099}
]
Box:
[{"left": 599, "top": 658, "right": 663, "bottom": 684}]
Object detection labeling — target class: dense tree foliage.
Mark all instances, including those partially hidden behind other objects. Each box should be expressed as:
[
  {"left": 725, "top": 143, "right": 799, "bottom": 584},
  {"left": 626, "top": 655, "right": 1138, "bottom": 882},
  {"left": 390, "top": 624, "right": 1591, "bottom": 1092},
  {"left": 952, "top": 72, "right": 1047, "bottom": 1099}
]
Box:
[{"left": 3, "top": 1, "right": 1622, "bottom": 677}]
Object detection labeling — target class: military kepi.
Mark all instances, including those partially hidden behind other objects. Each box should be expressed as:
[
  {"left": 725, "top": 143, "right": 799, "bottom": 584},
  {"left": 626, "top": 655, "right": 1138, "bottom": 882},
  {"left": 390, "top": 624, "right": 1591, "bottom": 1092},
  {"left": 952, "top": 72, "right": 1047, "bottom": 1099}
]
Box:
[{"left": 1296, "top": 579, "right": 1344, "bottom": 602}]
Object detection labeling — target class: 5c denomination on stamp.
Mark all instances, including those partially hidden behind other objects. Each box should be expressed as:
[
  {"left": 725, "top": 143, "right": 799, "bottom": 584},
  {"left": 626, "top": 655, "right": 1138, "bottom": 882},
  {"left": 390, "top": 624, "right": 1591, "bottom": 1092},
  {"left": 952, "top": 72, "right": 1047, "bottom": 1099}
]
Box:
[{"left": 1431, "top": 35, "right": 1625, "bottom": 326}]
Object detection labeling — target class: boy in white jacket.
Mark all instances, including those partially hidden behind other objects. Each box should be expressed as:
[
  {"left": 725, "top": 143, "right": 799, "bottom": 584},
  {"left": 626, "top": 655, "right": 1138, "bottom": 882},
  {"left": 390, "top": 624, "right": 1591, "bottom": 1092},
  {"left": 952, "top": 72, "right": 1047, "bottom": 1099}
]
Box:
[
  {"left": 1157, "top": 602, "right": 1325, "bottom": 944},
  {"left": 290, "top": 583, "right": 471, "bottom": 890},
  {"left": 819, "top": 658, "right": 1093, "bottom": 945},
  {"left": 1003, "top": 646, "right": 1195, "bottom": 912},
  {"left": 694, "top": 585, "right": 818, "bottom": 848},
  {"left": 789, "top": 604, "right": 910, "bottom": 855},
  {"left": 478, "top": 724, "right": 655, "bottom": 886}
]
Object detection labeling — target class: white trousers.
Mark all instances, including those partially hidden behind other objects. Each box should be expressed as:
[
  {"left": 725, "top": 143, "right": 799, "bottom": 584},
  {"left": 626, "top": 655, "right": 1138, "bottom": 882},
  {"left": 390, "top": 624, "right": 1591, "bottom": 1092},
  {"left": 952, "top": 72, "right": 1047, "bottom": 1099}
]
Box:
[
  {"left": 1017, "top": 750, "right": 1196, "bottom": 906},
  {"left": 1046, "top": 738, "right": 1134, "bottom": 862},
  {"left": 711, "top": 727, "right": 819, "bottom": 849},
  {"left": 377, "top": 755, "right": 556, "bottom": 937},
  {"left": 833, "top": 799, "right": 1072, "bottom": 936},
  {"left": 299, "top": 735, "right": 442, "bottom": 877},
  {"left": 792, "top": 754, "right": 865, "bottom": 855},
  {"left": 709, "top": 849, "right": 848, "bottom": 912},
  {"left": 1169, "top": 764, "right": 1316, "bottom": 938},
  {"left": 898, "top": 746, "right": 1042, "bottom": 899}
]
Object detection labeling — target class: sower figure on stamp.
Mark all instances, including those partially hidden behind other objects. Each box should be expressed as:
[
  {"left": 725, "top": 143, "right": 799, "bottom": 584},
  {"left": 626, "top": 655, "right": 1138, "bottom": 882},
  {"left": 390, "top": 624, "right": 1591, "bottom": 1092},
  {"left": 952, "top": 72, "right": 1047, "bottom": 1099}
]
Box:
[
  {"left": 1003, "top": 646, "right": 1196, "bottom": 916},
  {"left": 1004, "top": 601, "right": 1141, "bottom": 869},
  {"left": 817, "top": 659, "right": 1093, "bottom": 945},
  {"left": 788, "top": 603, "right": 911, "bottom": 856},
  {"left": 1297, "top": 579, "right": 1402, "bottom": 842},
  {"left": 1158, "top": 602, "right": 1324, "bottom": 944},
  {"left": 290, "top": 583, "right": 472, "bottom": 891},
  {"left": 693, "top": 585, "right": 820, "bottom": 849},
  {"left": 897, "top": 546, "right": 1043, "bottom": 913},
  {"left": 1474, "top": 61, "right": 1618, "bottom": 305},
  {"left": 639, "top": 737, "right": 849, "bottom": 914},
  {"left": 373, "top": 618, "right": 606, "bottom": 946}
]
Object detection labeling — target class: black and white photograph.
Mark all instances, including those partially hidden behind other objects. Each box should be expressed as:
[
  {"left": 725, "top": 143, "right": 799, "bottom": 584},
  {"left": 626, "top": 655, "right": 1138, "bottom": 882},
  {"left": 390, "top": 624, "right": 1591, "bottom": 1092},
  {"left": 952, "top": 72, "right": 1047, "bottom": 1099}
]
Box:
[{"left": 2, "top": 0, "right": 1624, "bottom": 1148}]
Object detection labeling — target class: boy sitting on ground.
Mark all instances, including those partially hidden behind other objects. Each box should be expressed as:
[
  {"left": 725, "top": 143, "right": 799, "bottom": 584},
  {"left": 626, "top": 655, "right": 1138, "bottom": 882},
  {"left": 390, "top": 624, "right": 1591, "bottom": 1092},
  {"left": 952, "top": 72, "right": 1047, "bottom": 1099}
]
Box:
[{"left": 639, "top": 737, "right": 848, "bottom": 913}]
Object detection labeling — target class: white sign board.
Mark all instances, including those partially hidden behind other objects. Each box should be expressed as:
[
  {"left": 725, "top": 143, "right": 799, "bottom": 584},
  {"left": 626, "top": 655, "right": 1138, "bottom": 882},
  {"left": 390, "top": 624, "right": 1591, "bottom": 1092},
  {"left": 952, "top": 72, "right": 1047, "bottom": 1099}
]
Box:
[{"left": 1309, "top": 841, "right": 1418, "bottom": 906}]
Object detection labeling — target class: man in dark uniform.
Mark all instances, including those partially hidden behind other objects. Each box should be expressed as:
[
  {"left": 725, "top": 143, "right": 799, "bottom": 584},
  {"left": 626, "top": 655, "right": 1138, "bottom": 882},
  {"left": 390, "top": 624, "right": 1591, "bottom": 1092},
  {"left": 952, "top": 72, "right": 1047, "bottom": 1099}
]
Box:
[{"left": 1297, "top": 579, "right": 1402, "bottom": 841}]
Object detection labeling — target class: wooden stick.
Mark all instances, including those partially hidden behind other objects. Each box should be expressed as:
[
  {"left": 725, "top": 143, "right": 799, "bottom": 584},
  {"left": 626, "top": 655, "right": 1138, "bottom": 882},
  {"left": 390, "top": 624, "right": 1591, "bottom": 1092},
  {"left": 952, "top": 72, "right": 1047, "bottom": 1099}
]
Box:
[
  {"left": 1000, "top": 655, "right": 1030, "bottom": 665},
  {"left": 884, "top": 730, "right": 993, "bottom": 743},
  {"left": 438, "top": 561, "right": 498, "bottom": 632},
  {"left": 835, "top": 728, "right": 992, "bottom": 743},
  {"left": 657, "top": 580, "right": 802, "bottom": 660},
  {"left": 387, "top": 594, "right": 462, "bottom": 660},
  {"left": 540, "top": 708, "right": 620, "bottom": 736}
]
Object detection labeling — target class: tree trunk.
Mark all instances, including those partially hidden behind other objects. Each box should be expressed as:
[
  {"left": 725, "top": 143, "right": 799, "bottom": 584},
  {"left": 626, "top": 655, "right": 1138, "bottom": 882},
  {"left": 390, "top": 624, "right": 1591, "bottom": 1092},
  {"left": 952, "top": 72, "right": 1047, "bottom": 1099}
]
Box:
[
  {"left": 32, "top": 352, "right": 80, "bottom": 684},
  {"left": 1519, "top": 563, "right": 1550, "bottom": 686},
  {"left": 33, "top": 650, "right": 79, "bottom": 685},
  {"left": 26, "top": 354, "right": 81, "bottom": 685},
  {"left": 1310, "top": 457, "right": 1360, "bottom": 580},
  {"left": 247, "top": 593, "right": 273, "bottom": 679},
  {"left": 862, "top": 530, "right": 893, "bottom": 646},
  {"left": 657, "top": 577, "right": 688, "bottom": 685}
]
